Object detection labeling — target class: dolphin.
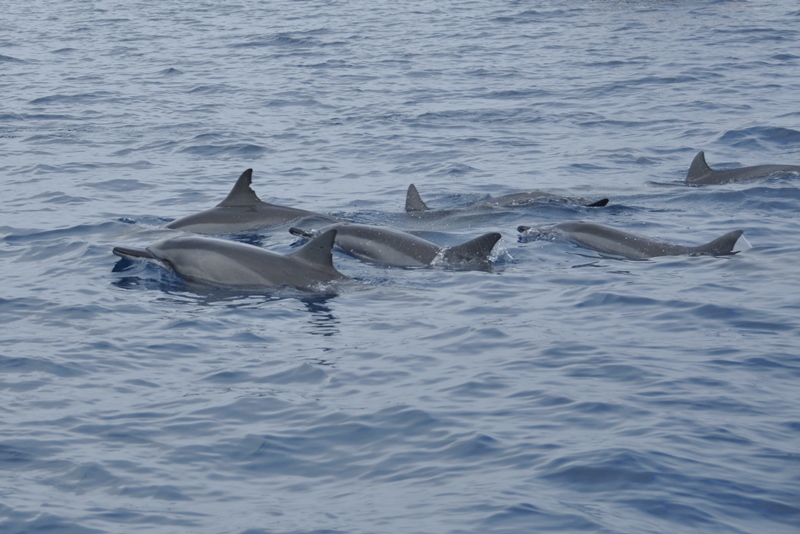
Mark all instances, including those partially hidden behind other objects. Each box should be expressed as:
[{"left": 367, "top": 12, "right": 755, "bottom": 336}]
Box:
[
  {"left": 166, "top": 168, "right": 335, "bottom": 234},
  {"left": 518, "top": 221, "right": 743, "bottom": 260},
  {"left": 685, "top": 151, "right": 800, "bottom": 186},
  {"left": 112, "top": 229, "right": 347, "bottom": 290},
  {"left": 290, "top": 222, "right": 501, "bottom": 267},
  {"left": 406, "top": 184, "right": 608, "bottom": 213}
]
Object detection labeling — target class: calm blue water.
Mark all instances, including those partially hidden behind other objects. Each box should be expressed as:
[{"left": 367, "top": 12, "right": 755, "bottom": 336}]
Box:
[{"left": 2, "top": 1, "right": 800, "bottom": 532}]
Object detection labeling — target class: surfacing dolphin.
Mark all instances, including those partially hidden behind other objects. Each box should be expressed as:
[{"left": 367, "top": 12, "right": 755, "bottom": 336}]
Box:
[
  {"left": 113, "top": 229, "right": 347, "bottom": 290},
  {"left": 518, "top": 221, "right": 743, "bottom": 260},
  {"left": 406, "top": 184, "right": 609, "bottom": 213},
  {"left": 166, "top": 168, "right": 335, "bottom": 234},
  {"left": 686, "top": 151, "right": 800, "bottom": 186},
  {"left": 290, "top": 222, "right": 501, "bottom": 267}
]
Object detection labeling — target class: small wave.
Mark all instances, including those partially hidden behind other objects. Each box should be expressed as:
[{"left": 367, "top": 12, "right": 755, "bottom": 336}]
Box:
[
  {"left": 177, "top": 143, "right": 269, "bottom": 158},
  {"left": 0, "top": 54, "right": 25, "bottom": 63},
  {"left": 718, "top": 126, "right": 800, "bottom": 148},
  {"left": 229, "top": 33, "right": 320, "bottom": 49},
  {"left": 28, "top": 92, "right": 117, "bottom": 105}
]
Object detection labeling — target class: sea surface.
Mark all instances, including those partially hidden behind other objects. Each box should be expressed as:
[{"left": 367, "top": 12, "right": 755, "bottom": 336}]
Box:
[{"left": 2, "top": 1, "right": 799, "bottom": 532}]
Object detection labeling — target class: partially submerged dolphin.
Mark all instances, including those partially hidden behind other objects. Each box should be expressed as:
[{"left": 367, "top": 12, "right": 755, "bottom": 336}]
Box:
[
  {"left": 686, "top": 151, "right": 800, "bottom": 186},
  {"left": 112, "top": 230, "right": 347, "bottom": 290},
  {"left": 290, "top": 222, "right": 501, "bottom": 267},
  {"left": 518, "top": 221, "right": 743, "bottom": 260},
  {"left": 406, "top": 184, "right": 608, "bottom": 213},
  {"left": 167, "top": 168, "right": 334, "bottom": 234}
]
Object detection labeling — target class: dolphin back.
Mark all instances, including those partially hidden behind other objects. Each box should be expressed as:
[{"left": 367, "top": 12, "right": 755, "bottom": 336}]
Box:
[
  {"left": 442, "top": 232, "right": 502, "bottom": 263},
  {"left": 690, "top": 230, "right": 744, "bottom": 256}
]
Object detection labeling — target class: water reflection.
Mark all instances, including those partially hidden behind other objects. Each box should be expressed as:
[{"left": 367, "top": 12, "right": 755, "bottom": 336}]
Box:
[{"left": 301, "top": 296, "right": 340, "bottom": 337}]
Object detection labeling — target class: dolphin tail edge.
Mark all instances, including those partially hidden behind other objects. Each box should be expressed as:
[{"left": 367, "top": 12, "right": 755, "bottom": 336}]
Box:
[
  {"left": 289, "top": 226, "right": 315, "bottom": 239},
  {"left": 112, "top": 245, "right": 157, "bottom": 260},
  {"left": 405, "top": 184, "right": 429, "bottom": 212},
  {"left": 694, "top": 230, "right": 744, "bottom": 256},
  {"left": 442, "top": 232, "right": 502, "bottom": 263}
]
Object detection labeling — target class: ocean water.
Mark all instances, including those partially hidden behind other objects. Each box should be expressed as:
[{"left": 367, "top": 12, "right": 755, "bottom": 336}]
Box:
[{"left": 2, "top": 1, "right": 800, "bottom": 532}]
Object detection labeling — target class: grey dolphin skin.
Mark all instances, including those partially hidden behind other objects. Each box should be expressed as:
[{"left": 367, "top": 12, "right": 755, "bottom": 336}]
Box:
[
  {"left": 406, "top": 184, "right": 609, "bottom": 213},
  {"left": 686, "top": 151, "right": 800, "bottom": 186},
  {"left": 290, "top": 222, "right": 501, "bottom": 267},
  {"left": 113, "top": 229, "right": 347, "bottom": 290},
  {"left": 518, "top": 221, "right": 743, "bottom": 260},
  {"left": 166, "top": 168, "right": 333, "bottom": 234}
]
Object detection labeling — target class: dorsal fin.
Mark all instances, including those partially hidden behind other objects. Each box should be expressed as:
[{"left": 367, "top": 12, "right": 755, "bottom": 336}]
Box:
[
  {"left": 686, "top": 151, "right": 712, "bottom": 183},
  {"left": 586, "top": 198, "right": 609, "bottom": 207},
  {"left": 217, "top": 169, "right": 262, "bottom": 207},
  {"left": 442, "top": 232, "right": 501, "bottom": 263},
  {"left": 405, "top": 184, "right": 429, "bottom": 212},
  {"left": 694, "top": 230, "right": 744, "bottom": 256},
  {"left": 290, "top": 229, "right": 337, "bottom": 268}
]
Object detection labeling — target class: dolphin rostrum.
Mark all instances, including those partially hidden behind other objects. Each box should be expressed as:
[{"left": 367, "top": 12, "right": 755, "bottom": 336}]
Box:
[
  {"left": 166, "top": 168, "right": 335, "bottom": 234},
  {"left": 290, "top": 222, "right": 501, "bottom": 267},
  {"left": 113, "top": 229, "right": 347, "bottom": 290},
  {"left": 406, "top": 184, "right": 608, "bottom": 213},
  {"left": 686, "top": 151, "right": 800, "bottom": 186},
  {"left": 518, "top": 221, "right": 743, "bottom": 260}
]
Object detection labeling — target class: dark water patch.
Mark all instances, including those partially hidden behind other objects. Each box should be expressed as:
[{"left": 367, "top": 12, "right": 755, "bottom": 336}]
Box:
[
  {"left": 540, "top": 448, "right": 660, "bottom": 491},
  {"left": 229, "top": 33, "right": 327, "bottom": 49},
  {"left": 296, "top": 59, "right": 350, "bottom": 69},
  {"left": 118, "top": 484, "right": 192, "bottom": 501},
  {"left": 438, "top": 433, "right": 500, "bottom": 460},
  {"left": 82, "top": 179, "right": 152, "bottom": 192},
  {"left": 481, "top": 502, "right": 601, "bottom": 531},
  {"left": 45, "top": 463, "right": 121, "bottom": 493},
  {"left": 87, "top": 507, "right": 204, "bottom": 528},
  {"left": 414, "top": 107, "right": 543, "bottom": 127},
  {"left": 0, "top": 355, "right": 86, "bottom": 378},
  {"left": 1, "top": 113, "right": 85, "bottom": 125},
  {"left": 0, "top": 512, "right": 106, "bottom": 534},
  {"left": 0, "top": 54, "right": 25, "bottom": 63},
  {"left": 0, "top": 443, "right": 35, "bottom": 466},
  {"left": 622, "top": 498, "right": 716, "bottom": 528},
  {"left": 0, "top": 297, "right": 50, "bottom": 324},
  {"left": 4, "top": 221, "right": 131, "bottom": 244},
  {"left": 31, "top": 191, "right": 91, "bottom": 204},
  {"left": 445, "top": 377, "right": 508, "bottom": 398},
  {"left": 186, "top": 84, "right": 229, "bottom": 94}
]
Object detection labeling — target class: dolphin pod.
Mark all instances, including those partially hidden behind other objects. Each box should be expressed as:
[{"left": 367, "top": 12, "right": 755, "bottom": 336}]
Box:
[
  {"left": 686, "top": 151, "right": 800, "bottom": 186},
  {"left": 518, "top": 222, "right": 743, "bottom": 260},
  {"left": 113, "top": 230, "right": 347, "bottom": 290},
  {"left": 166, "top": 168, "right": 334, "bottom": 234},
  {"left": 113, "top": 154, "right": 765, "bottom": 292},
  {"left": 290, "top": 222, "right": 501, "bottom": 267},
  {"left": 405, "top": 184, "right": 609, "bottom": 213}
]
